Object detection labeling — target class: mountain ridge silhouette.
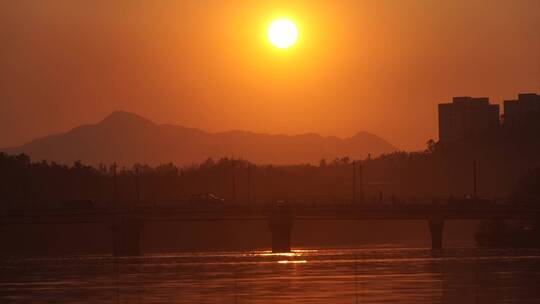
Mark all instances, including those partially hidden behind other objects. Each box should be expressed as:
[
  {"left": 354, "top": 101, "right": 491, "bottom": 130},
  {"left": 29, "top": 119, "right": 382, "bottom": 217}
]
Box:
[{"left": 2, "top": 111, "right": 397, "bottom": 166}]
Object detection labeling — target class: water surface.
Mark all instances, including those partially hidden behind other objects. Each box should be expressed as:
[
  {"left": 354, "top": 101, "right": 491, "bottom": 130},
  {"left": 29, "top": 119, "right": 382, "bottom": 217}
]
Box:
[{"left": 2, "top": 248, "right": 540, "bottom": 303}]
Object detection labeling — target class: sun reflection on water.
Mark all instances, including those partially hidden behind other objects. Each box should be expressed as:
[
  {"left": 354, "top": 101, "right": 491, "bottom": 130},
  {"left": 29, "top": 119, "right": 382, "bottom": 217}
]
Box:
[
  {"left": 260, "top": 252, "right": 298, "bottom": 257},
  {"left": 258, "top": 249, "right": 317, "bottom": 257},
  {"left": 277, "top": 260, "right": 308, "bottom": 264}
]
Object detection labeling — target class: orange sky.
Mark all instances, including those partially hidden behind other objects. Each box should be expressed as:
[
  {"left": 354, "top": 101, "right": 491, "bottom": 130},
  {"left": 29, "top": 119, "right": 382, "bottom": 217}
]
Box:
[{"left": 1, "top": 0, "right": 539, "bottom": 150}]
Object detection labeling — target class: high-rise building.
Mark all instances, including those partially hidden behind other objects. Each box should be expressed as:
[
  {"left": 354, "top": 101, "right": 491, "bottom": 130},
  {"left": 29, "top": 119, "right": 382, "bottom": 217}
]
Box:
[
  {"left": 438, "top": 97, "right": 500, "bottom": 143},
  {"left": 503, "top": 93, "right": 540, "bottom": 126}
]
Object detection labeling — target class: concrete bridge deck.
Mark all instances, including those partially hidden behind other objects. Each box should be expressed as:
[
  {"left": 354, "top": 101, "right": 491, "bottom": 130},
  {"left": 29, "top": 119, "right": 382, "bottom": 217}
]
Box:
[{"left": 1, "top": 202, "right": 539, "bottom": 255}]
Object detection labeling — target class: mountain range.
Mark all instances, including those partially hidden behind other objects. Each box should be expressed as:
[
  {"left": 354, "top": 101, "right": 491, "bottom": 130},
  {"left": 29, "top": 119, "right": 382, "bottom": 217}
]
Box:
[{"left": 2, "top": 111, "right": 397, "bottom": 166}]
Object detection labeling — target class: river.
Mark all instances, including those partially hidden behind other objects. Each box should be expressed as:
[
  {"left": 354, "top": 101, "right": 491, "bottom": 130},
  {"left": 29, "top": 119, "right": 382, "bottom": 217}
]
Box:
[{"left": 2, "top": 248, "right": 540, "bottom": 303}]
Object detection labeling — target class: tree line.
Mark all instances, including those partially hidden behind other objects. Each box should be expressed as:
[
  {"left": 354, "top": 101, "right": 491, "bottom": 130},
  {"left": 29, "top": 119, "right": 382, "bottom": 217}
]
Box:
[{"left": 1, "top": 118, "right": 540, "bottom": 208}]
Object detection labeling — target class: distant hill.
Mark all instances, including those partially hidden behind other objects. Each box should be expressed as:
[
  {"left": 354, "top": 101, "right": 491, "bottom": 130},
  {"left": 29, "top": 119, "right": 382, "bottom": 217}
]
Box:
[{"left": 2, "top": 111, "right": 397, "bottom": 166}]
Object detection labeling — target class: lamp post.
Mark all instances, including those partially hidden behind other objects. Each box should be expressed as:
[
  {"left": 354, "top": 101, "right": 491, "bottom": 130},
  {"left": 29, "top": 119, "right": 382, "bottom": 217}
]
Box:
[
  {"left": 353, "top": 160, "right": 356, "bottom": 205},
  {"left": 359, "top": 161, "right": 364, "bottom": 204},
  {"left": 247, "top": 165, "right": 251, "bottom": 205}
]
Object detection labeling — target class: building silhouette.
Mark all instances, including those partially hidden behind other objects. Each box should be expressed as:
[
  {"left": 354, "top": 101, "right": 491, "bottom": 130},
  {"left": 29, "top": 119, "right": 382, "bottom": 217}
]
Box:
[
  {"left": 438, "top": 96, "right": 499, "bottom": 143},
  {"left": 503, "top": 93, "right": 540, "bottom": 126}
]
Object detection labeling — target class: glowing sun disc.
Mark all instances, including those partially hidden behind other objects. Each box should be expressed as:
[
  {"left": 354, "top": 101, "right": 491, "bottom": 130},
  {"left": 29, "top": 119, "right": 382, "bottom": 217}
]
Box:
[{"left": 268, "top": 19, "right": 298, "bottom": 49}]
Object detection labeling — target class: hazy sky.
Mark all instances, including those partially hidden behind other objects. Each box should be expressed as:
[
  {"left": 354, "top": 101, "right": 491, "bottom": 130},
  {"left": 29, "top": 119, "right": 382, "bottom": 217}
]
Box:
[{"left": 1, "top": 0, "right": 539, "bottom": 150}]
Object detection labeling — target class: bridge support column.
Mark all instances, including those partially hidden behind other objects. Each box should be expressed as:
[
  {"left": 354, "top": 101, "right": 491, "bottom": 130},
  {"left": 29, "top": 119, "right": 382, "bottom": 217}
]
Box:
[
  {"left": 268, "top": 215, "right": 294, "bottom": 253},
  {"left": 428, "top": 217, "right": 444, "bottom": 250},
  {"left": 111, "top": 217, "right": 144, "bottom": 256}
]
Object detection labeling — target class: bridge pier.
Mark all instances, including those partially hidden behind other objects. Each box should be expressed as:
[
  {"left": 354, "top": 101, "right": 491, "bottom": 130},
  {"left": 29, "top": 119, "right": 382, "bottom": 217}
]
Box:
[
  {"left": 428, "top": 217, "right": 445, "bottom": 250},
  {"left": 268, "top": 215, "right": 294, "bottom": 253},
  {"left": 111, "top": 217, "right": 144, "bottom": 256}
]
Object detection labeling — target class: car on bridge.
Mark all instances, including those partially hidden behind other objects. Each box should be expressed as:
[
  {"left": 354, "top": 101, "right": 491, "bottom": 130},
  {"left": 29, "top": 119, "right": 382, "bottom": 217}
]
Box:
[{"left": 189, "top": 193, "right": 226, "bottom": 208}]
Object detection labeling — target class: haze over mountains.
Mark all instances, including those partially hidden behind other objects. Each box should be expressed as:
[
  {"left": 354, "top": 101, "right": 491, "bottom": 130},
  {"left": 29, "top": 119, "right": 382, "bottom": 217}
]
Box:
[{"left": 2, "top": 111, "right": 396, "bottom": 166}]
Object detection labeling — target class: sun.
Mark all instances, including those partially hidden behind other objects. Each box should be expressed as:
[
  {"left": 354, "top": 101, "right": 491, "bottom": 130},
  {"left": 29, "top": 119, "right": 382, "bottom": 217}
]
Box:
[{"left": 267, "top": 19, "right": 298, "bottom": 49}]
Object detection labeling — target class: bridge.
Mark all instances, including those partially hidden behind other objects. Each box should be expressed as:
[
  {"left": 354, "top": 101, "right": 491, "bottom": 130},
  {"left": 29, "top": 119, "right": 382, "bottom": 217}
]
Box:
[{"left": 1, "top": 200, "right": 539, "bottom": 256}]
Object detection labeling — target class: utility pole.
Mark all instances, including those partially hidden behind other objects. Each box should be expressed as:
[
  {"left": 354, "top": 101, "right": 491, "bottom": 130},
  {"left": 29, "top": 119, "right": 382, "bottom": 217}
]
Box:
[
  {"left": 359, "top": 161, "right": 364, "bottom": 204},
  {"left": 95, "top": 168, "right": 100, "bottom": 203},
  {"left": 135, "top": 166, "right": 140, "bottom": 204},
  {"left": 232, "top": 161, "right": 236, "bottom": 203},
  {"left": 247, "top": 165, "right": 251, "bottom": 205},
  {"left": 352, "top": 160, "right": 356, "bottom": 205},
  {"left": 179, "top": 169, "right": 184, "bottom": 202},
  {"left": 112, "top": 162, "right": 118, "bottom": 206},
  {"left": 473, "top": 160, "right": 477, "bottom": 198}
]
